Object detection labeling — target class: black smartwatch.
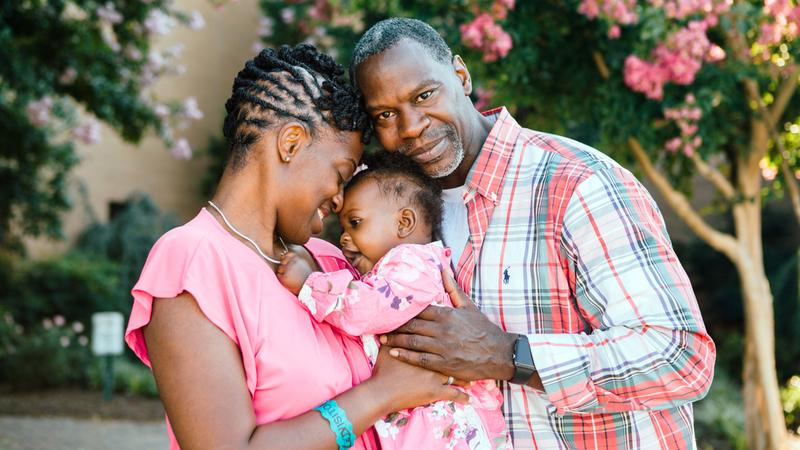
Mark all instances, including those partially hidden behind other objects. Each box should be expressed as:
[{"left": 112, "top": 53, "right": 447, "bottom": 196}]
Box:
[{"left": 510, "top": 334, "right": 536, "bottom": 384}]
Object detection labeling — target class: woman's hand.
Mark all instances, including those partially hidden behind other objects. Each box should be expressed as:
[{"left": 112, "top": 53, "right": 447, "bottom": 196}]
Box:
[{"left": 369, "top": 345, "right": 469, "bottom": 413}]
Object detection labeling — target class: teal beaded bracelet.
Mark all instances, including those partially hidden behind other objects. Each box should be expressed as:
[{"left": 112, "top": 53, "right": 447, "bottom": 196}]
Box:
[{"left": 314, "top": 399, "right": 356, "bottom": 449}]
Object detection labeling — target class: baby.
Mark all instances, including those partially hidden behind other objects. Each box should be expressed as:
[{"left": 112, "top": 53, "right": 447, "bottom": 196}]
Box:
[{"left": 278, "top": 152, "right": 511, "bottom": 450}]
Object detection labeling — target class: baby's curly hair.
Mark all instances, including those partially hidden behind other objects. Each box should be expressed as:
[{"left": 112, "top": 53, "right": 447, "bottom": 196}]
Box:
[{"left": 347, "top": 152, "right": 443, "bottom": 241}]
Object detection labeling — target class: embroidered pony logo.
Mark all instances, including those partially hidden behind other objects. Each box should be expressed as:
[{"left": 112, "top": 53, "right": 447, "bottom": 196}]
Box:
[{"left": 503, "top": 266, "right": 510, "bottom": 285}]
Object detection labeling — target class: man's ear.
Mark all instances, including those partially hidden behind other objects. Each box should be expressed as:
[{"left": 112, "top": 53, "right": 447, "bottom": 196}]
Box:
[
  {"left": 397, "top": 207, "right": 418, "bottom": 238},
  {"left": 277, "top": 122, "right": 311, "bottom": 163},
  {"left": 452, "top": 55, "right": 473, "bottom": 96}
]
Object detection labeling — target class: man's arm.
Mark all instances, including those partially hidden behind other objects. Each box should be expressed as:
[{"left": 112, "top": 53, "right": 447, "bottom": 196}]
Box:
[{"left": 384, "top": 168, "right": 715, "bottom": 414}]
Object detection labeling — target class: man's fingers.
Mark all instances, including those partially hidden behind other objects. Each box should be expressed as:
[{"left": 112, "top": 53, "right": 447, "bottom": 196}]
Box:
[
  {"left": 392, "top": 317, "right": 439, "bottom": 336},
  {"left": 383, "top": 333, "right": 442, "bottom": 354},
  {"left": 388, "top": 347, "right": 444, "bottom": 371}
]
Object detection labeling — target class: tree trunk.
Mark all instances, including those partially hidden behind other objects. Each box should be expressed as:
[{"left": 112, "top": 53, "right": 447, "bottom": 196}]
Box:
[{"left": 734, "top": 153, "right": 788, "bottom": 450}]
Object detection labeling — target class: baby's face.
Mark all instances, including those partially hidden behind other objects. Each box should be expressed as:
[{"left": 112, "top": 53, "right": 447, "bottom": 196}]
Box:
[{"left": 338, "top": 178, "right": 402, "bottom": 274}]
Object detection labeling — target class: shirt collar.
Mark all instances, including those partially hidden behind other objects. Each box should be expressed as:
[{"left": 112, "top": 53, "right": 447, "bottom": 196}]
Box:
[{"left": 463, "top": 107, "right": 521, "bottom": 205}]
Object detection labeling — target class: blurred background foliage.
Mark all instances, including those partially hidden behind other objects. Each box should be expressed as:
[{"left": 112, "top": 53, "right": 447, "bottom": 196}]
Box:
[{"left": 0, "top": 1, "right": 799, "bottom": 448}]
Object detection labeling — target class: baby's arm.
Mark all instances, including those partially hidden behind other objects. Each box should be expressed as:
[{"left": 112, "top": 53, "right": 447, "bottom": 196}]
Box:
[
  {"left": 298, "top": 245, "right": 448, "bottom": 336},
  {"left": 276, "top": 251, "right": 315, "bottom": 295}
]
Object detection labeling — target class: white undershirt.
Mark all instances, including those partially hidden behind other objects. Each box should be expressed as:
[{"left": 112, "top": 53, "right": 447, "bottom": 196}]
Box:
[{"left": 441, "top": 185, "right": 470, "bottom": 268}]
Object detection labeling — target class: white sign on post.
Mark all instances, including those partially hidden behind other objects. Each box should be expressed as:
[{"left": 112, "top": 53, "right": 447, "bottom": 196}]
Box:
[{"left": 91, "top": 312, "right": 124, "bottom": 356}]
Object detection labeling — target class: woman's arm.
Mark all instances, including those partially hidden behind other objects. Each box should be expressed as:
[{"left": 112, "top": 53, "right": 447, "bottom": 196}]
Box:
[{"left": 144, "top": 292, "right": 467, "bottom": 450}]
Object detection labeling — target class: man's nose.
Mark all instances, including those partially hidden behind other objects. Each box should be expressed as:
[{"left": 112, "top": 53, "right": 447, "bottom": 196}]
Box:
[{"left": 398, "top": 110, "right": 429, "bottom": 141}]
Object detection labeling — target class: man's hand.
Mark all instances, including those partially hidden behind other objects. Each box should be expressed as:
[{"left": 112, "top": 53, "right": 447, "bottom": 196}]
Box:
[
  {"left": 276, "top": 251, "right": 314, "bottom": 295},
  {"left": 381, "top": 270, "right": 517, "bottom": 381}
]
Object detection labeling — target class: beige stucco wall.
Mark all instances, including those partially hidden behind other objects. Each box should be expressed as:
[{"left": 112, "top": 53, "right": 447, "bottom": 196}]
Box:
[{"left": 25, "top": 0, "right": 262, "bottom": 258}]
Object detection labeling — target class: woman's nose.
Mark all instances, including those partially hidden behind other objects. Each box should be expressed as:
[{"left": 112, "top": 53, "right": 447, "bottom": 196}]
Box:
[{"left": 331, "top": 185, "right": 345, "bottom": 214}]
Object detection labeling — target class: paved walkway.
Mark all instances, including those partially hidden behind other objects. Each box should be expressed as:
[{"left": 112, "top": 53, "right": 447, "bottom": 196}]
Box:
[{"left": 0, "top": 416, "right": 168, "bottom": 450}]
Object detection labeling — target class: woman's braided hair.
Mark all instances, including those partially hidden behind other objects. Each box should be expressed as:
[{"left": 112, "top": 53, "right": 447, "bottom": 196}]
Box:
[{"left": 222, "top": 44, "right": 372, "bottom": 169}]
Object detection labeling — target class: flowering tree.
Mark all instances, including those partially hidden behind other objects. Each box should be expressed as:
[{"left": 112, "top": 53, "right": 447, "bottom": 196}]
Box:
[
  {"left": 0, "top": 1, "right": 206, "bottom": 250},
  {"left": 256, "top": 0, "right": 799, "bottom": 447}
]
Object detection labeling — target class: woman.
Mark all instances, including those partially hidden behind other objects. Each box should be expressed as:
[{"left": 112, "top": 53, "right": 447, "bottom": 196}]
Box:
[{"left": 124, "top": 45, "right": 467, "bottom": 449}]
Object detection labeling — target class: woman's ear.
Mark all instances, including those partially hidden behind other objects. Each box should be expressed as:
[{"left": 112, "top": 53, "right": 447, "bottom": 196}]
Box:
[
  {"left": 277, "top": 122, "right": 310, "bottom": 163},
  {"left": 397, "top": 207, "right": 418, "bottom": 238}
]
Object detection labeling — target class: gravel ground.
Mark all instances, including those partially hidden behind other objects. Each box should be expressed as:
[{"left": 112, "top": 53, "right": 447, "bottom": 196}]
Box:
[{"left": 0, "top": 416, "right": 168, "bottom": 450}]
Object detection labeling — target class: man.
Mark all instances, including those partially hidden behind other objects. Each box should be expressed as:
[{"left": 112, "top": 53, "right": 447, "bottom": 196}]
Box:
[{"left": 350, "top": 18, "right": 716, "bottom": 449}]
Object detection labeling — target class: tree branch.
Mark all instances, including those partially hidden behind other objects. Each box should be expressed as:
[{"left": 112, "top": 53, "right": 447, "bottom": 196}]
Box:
[
  {"left": 781, "top": 157, "right": 800, "bottom": 224},
  {"left": 627, "top": 138, "right": 740, "bottom": 262},
  {"left": 690, "top": 152, "right": 736, "bottom": 200},
  {"left": 768, "top": 64, "right": 799, "bottom": 123},
  {"left": 592, "top": 51, "right": 611, "bottom": 80}
]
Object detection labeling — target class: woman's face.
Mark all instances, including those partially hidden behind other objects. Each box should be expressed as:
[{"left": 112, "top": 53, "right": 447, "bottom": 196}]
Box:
[{"left": 276, "top": 128, "right": 363, "bottom": 244}]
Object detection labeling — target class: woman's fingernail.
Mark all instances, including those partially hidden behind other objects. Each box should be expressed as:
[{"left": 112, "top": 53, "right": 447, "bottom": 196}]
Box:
[
  {"left": 379, "top": 335, "right": 387, "bottom": 344},
  {"left": 389, "top": 349, "right": 399, "bottom": 357}
]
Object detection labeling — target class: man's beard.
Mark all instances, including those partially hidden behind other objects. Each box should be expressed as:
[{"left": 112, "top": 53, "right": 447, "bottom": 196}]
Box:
[{"left": 399, "top": 124, "right": 465, "bottom": 179}]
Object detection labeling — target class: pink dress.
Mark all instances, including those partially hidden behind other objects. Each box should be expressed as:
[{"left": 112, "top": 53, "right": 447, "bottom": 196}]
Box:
[
  {"left": 298, "top": 242, "right": 513, "bottom": 450},
  {"left": 125, "top": 208, "right": 379, "bottom": 450}
]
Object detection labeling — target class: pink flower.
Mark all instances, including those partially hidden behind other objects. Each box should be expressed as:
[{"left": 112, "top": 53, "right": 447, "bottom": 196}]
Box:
[
  {"left": 26, "top": 97, "right": 53, "bottom": 127},
  {"left": 187, "top": 11, "right": 205, "bottom": 30},
  {"left": 97, "top": 2, "right": 123, "bottom": 24},
  {"left": 608, "top": 25, "right": 621, "bottom": 38},
  {"left": 53, "top": 315, "right": 66, "bottom": 327},
  {"left": 474, "top": 87, "right": 494, "bottom": 111},
  {"left": 280, "top": 8, "right": 295, "bottom": 24},
  {"left": 460, "top": 14, "right": 513, "bottom": 62},
  {"left": 623, "top": 55, "right": 667, "bottom": 100},
  {"left": 665, "top": 137, "right": 682, "bottom": 153},
  {"left": 182, "top": 97, "right": 204, "bottom": 120},
  {"left": 59, "top": 67, "right": 78, "bottom": 85},
  {"left": 72, "top": 118, "right": 102, "bottom": 145},
  {"left": 42, "top": 318, "right": 53, "bottom": 330},
  {"left": 258, "top": 16, "right": 274, "bottom": 38},
  {"left": 60, "top": 336, "right": 70, "bottom": 347},
  {"left": 72, "top": 322, "right": 85, "bottom": 333},
  {"left": 491, "top": 0, "right": 515, "bottom": 19},
  {"left": 144, "top": 9, "right": 175, "bottom": 35},
  {"left": 170, "top": 138, "right": 192, "bottom": 160},
  {"left": 78, "top": 336, "right": 89, "bottom": 347},
  {"left": 682, "top": 142, "right": 695, "bottom": 156},
  {"left": 154, "top": 104, "right": 170, "bottom": 118}
]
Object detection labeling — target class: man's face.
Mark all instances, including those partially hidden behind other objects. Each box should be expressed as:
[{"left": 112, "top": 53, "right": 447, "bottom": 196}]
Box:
[{"left": 355, "top": 40, "right": 471, "bottom": 179}]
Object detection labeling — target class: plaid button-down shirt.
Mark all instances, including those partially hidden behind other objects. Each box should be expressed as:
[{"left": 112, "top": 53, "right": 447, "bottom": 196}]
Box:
[{"left": 450, "top": 108, "right": 715, "bottom": 449}]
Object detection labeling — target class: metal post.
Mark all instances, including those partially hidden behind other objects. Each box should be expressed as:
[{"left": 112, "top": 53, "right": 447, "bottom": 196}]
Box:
[{"left": 103, "top": 355, "right": 114, "bottom": 401}]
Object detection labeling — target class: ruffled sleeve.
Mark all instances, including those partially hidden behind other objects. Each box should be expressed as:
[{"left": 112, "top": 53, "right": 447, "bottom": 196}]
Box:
[{"left": 125, "top": 227, "right": 241, "bottom": 368}]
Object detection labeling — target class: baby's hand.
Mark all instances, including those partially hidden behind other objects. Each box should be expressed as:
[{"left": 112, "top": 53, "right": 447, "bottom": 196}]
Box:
[{"left": 277, "top": 251, "right": 314, "bottom": 295}]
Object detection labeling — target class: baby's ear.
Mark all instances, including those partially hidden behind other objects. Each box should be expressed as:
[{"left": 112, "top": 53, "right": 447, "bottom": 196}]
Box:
[{"left": 397, "top": 207, "right": 417, "bottom": 238}]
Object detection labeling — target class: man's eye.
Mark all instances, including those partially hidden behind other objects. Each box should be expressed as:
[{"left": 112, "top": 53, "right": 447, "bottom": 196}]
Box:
[
  {"left": 376, "top": 111, "right": 394, "bottom": 120},
  {"left": 416, "top": 90, "right": 433, "bottom": 102}
]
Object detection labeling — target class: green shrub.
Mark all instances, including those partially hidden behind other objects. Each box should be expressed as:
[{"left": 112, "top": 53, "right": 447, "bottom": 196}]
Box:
[
  {"left": 782, "top": 375, "right": 800, "bottom": 435},
  {"left": 0, "top": 251, "right": 120, "bottom": 328},
  {"left": 75, "top": 192, "right": 179, "bottom": 296},
  {"left": 0, "top": 308, "right": 91, "bottom": 390},
  {"left": 87, "top": 356, "right": 158, "bottom": 398},
  {"left": 694, "top": 370, "right": 747, "bottom": 450}
]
